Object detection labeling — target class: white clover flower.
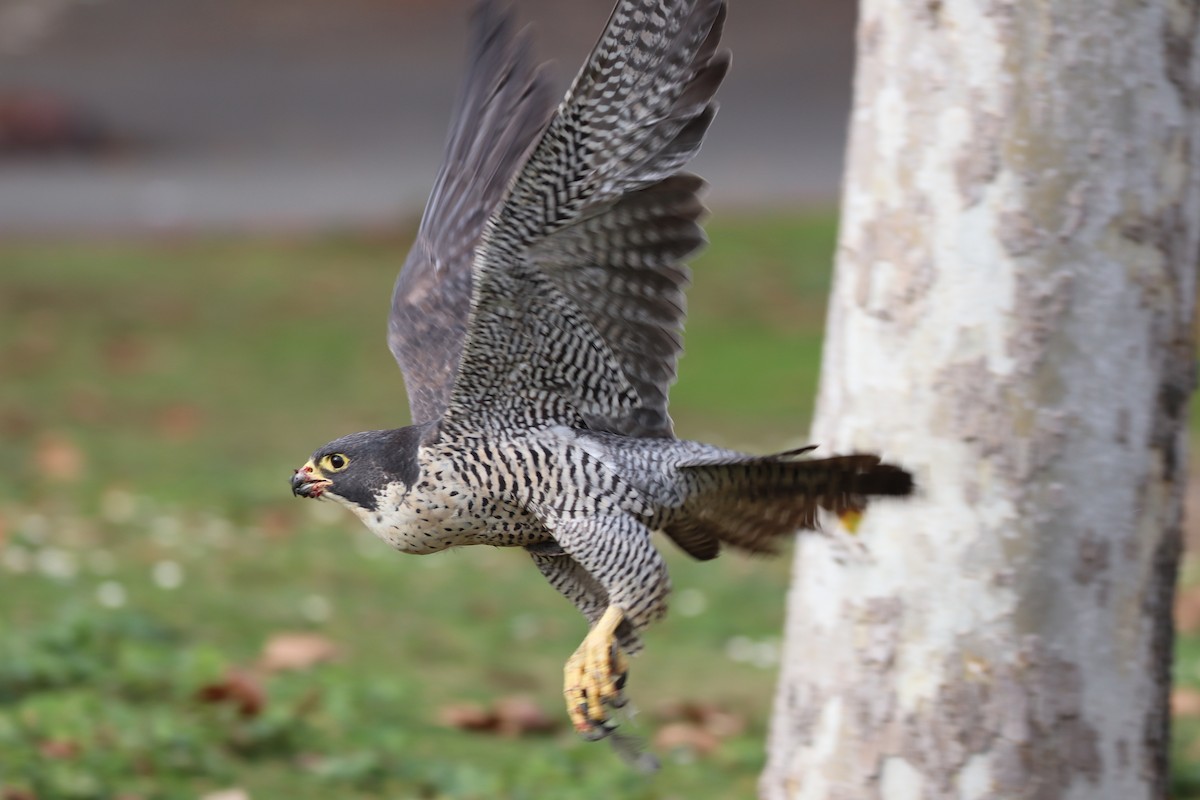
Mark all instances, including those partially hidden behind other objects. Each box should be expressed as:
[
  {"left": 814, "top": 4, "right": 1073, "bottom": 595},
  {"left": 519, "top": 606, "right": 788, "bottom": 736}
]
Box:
[
  {"left": 97, "top": 580, "right": 126, "bottom": 608},
  {"left": 200, "top": 516, "right": 234, "bottom": 548},
  {"left": 36, "top": 547, "right": 78, "bottom": 580},
  {"left": 150, "top": 514, "right": 182, "bottom": 547},
  {"left": 18, "top": 512, "right": 48, "bottom": 544},
  {"left": 300, "top": 593, "right": 332, "bottom": 623},
  {"left": 751, "top": 638, "right": 780, "bottom": 669},
  {"left": 100, "top": 488, "right": 137, "bottom": 524},
  {"left": 725, "top": 635, "right": 754, "bottom": 664},
  {"left": 675, "top": 588, "right": 707, "bottom": 618},
  {"left": 152, "top": 560, "right": 183, "bottom": 590}
]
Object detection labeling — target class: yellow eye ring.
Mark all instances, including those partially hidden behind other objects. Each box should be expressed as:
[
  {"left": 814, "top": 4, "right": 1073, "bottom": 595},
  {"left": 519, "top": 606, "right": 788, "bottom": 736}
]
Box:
[{"left": 323, "top": 453, "right": 349, "bottom": 472}]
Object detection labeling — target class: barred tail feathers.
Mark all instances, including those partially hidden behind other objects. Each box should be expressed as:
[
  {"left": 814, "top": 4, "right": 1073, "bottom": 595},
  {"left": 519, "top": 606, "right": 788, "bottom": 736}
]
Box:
[{"left": 663, "top": 450, "right": 913, "bottom": 560}]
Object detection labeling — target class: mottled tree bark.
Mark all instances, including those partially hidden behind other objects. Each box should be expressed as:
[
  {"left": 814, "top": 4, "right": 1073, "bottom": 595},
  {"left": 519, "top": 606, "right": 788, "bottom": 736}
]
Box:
[{"left": 762, "top": 1, "right": 1200, "bottom": 798}]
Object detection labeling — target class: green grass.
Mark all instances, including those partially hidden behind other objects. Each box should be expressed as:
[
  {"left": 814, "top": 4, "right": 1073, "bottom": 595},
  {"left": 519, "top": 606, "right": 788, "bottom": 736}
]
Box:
[
  {"left": 0, "top": 214, "right": 832, "bottom": 799},
  {"left": 4, "top": 211, "right": 1200, "bottom": 798}
]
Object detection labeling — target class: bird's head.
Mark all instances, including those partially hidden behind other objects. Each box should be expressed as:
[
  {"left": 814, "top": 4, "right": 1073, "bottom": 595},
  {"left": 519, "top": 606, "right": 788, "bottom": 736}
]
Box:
[{"left": 291, "top": 425, "right": 426, "bottom": 513}]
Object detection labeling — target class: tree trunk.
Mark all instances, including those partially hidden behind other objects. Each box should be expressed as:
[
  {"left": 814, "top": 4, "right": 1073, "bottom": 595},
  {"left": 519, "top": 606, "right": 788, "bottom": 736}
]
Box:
[{"left": 762, "top": 2, "right": 1200, "bottom": 799}]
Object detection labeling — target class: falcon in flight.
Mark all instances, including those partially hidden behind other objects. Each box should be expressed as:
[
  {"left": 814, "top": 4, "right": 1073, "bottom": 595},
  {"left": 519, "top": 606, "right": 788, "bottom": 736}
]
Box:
[{"left": 292, "top": 0, "right": 911, "bottom": 747}]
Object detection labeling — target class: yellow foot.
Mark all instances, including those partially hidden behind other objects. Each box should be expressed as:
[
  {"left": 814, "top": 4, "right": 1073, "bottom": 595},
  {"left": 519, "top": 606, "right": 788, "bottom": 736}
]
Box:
[{"left": 563, "top": 606, "right": 629, "bottom": 741}]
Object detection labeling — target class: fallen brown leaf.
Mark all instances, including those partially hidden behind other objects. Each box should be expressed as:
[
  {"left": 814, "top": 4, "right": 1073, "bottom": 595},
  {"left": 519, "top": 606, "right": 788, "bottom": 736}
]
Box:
[
  {"left": 493, "top": 695, "right": 558, "bottom": 736},
  {"left": 196, "top": 669, "right": 265, "bottom": 718},
  {"left": 653, "top": 722, "right": 721, "bottom": 757},
  {"left": 258, "top": 633, "right": 338, "bottom": 673},
  {"left": 2, "top": 788, "right": 37, "bottom": 800},
  {"left": 1186, "top": 470, "right": 1200, "bottom": 551},
  {"left": 437, "top": 695, "right": 558, "bottom": 737},
  {"left": 102, "top": 335, "right": 151, "bottom": 375},
  {"left": 695, "top": 706, "right": 745, "bottom": 738},
  {"left": 1172, "top": 687, "right": 1200, "bottom": 718},
  {"left": 657, "top": 700, "right": 747, "bottom": 739},
  {"left": 37, "top": 739, "right": 78, "bottom": 759},
  {"left": 1177, "top": 585, "right": 1200, "bottom": 634},
  {"left": 155, "top": 403, "right": 202, "bottom": 442},
  {"left": 34, "top": 432, "right": 84, "bottom": 483},
  {"left": 0, "top": 407, "right": 34, "bottom": 438},
  {"left": 254, "top": 507, "right": 296, "bottom": 540},
  {"left": 437, "top": 702, "right": 494, "bottom": 732}
]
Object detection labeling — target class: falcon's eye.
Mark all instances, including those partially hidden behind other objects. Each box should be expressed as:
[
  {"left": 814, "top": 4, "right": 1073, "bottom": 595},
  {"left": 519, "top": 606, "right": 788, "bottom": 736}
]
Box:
[{"left": 323, "top": 453, "right": 349, "bottom": 472}]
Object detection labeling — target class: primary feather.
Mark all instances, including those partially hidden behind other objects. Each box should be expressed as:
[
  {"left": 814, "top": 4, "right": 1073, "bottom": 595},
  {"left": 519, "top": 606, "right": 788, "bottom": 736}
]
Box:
[{"left": 388, "top": 1, "right": 555, "bottom": 425}]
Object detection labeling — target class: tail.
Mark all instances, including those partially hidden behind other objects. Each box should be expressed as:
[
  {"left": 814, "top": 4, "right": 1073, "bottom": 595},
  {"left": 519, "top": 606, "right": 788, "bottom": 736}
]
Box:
[{"left": 662, "top": 448, "right": 913, "bottom": 560}]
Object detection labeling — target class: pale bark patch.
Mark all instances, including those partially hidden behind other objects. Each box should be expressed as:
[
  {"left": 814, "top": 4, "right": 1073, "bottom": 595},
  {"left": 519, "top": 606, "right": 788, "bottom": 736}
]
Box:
[{"left": 763, "top": 0, "right": 1199, "bottom": 797}]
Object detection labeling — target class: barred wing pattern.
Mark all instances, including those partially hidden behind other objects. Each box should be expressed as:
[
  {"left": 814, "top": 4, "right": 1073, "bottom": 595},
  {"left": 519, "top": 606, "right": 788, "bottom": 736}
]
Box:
[
  {"left": 440, "top": 0, "right": 728, "bottom": 439},
  {"left": 388, "top": 1, "right": 555, "bottom": 425},
  {"left": 529, "top": 173, "right": 711, "bottom": 438}
]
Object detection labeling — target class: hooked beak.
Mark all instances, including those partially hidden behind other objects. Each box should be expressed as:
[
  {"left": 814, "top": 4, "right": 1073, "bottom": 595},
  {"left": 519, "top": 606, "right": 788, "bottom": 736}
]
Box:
[{"left": 291, "top": 461, "right": 331, "bottom": 499}]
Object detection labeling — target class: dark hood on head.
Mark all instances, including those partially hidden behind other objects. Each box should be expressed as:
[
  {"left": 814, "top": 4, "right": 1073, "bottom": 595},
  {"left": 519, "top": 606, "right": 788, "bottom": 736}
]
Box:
[{"left": 313, "top": 422, "right": 432, "bottom": 511}]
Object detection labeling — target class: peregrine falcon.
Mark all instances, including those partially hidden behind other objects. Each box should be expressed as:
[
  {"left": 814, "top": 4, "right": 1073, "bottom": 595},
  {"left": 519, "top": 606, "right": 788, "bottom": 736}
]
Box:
[{"left": 291, "top": 0, "right": 912, "bottom": 748}]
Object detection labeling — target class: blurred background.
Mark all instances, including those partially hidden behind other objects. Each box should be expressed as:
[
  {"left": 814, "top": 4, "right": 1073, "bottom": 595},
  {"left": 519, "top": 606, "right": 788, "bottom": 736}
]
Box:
[
  {"left": 0, "top": 0, "right": 850, "bottom": 233},
  {"left": 3, "top": 1, "right": 1199, "bottom": 799}
]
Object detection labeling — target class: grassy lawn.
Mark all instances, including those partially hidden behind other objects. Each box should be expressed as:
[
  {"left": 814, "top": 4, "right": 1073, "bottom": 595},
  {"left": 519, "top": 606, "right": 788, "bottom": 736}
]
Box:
[
  {"left": 4, "top": 210, "right": 1199, "bottom": 798},
  {"left": 0, "top": 213, "right": 832, "bottom": 799}
]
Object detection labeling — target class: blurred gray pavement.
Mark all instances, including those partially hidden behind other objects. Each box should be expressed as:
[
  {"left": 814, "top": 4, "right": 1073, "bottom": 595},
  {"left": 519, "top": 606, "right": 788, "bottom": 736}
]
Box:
[{"left": 0, "top": 0, "right": 855, "bottom": 234}]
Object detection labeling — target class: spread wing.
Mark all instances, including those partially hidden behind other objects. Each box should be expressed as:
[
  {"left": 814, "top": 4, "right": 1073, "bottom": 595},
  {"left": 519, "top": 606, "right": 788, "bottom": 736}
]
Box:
[
  {"left": 387, "top": 1, "right": 555, "bottom": 424},
  {"left": 438, "top": 0, "right": 729, "bottom": 440}
]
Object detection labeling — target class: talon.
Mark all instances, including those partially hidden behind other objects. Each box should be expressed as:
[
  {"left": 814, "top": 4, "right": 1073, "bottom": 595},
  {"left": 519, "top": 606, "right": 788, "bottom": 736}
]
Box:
[
  {"left": 563, "top": 606, "right": 629, "bottom": 739},
  {"left": 581, "top": 720, "right": 615, "bottom": 742}
]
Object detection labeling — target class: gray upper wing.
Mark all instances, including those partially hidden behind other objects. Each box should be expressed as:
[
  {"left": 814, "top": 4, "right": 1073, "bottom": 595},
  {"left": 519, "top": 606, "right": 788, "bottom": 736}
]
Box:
[
  {"left": 438, "top": 0, "right": 728, "bottom": 440},
  {"left": 387, "top": 1, "right": 555, "bottom": 424}
]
